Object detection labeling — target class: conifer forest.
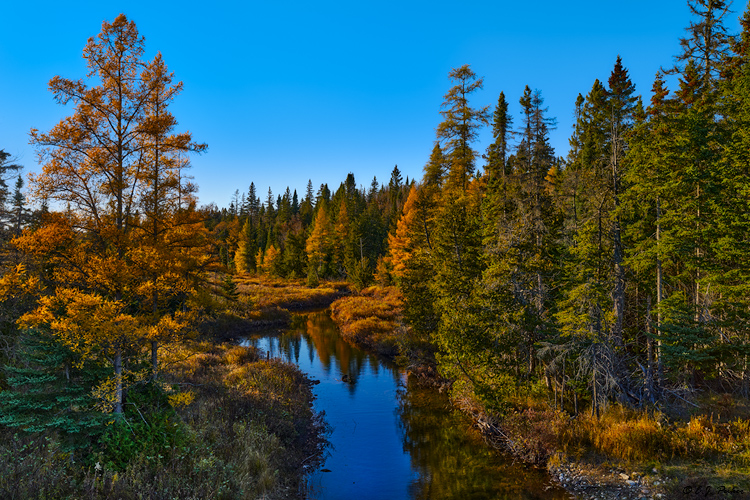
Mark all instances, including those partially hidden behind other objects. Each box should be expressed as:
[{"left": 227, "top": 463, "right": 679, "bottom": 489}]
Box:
[{"left": 2, "top": 2, "right": 750, "bottom": 499}]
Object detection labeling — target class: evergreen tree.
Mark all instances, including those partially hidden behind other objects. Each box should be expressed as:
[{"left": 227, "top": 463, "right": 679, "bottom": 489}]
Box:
[
  {"left": 485, "top": 91, "right": 513, "bottom": 183},
  {"left": 368, "top": 176, "right": 380, "bottom": 202},
  {"left": 246, "top": 182, "right": 260, "bottom": 223},
  {"left": 282, "top": 218, "right": 307, "bottom": 279},
  {"left": 235, "top": 218, "right": 257, "bottom": 274},
  {"left": 671, "top": 0, "right": 735, "bottom": 88},
  {"left": 11, "top": 175, "right": 28, "bottom": 237},
  {"left": 0, "top": 150, "right": 22, "bottom": 237},
  {"left": 389, "top": 165, "right": 403, "bottom": 191},
  {"left": 477, "top": 86, "right": 559, "bottom": 385},
  {"left": 607, "top": 56, "right": 638, "bottom": 344},
  {"left": 0, "top": 330, "right": 108, "bottom": 453},
  {"left": 428, "top": 67, "right": 488, "bottom": 399},
  {"left": 332, "top": 198, "right": 350, "bottom": 277},
  {"left": 436, "top": 65, "right": 490, "bottom": 193},
  {"left": 423, "top": 143, "right": 447, "bottom": 188},
  {"left": 623, "top": 73, "right": 672, "bottom": 397},
  {"left": 305, "top": 179, "right": 315, "bottom": 205}
]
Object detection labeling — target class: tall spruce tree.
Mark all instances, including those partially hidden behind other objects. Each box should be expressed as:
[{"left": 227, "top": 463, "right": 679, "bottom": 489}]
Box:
[{"left": 437, "top": 65, "right": 490, "bottom": 193}]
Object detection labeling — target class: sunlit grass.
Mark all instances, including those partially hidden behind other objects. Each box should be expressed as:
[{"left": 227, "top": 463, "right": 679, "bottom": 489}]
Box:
[
  {"left": 329, "top": 285, "right": 405, "bottom": 356},
  {"left": 0, "top": 335, "right": 325, "bottom": 499},
  {"left": 234, "top": 274, "right": 344, "bottom": 311},
  {"left": 482, "top": 397, "right": 750, "bottom": 494}
]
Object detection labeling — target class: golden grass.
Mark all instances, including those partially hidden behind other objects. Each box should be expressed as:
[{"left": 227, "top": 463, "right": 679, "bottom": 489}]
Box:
[
  {"left": 458, "top": 399, "right": 746, "bottom": 499},
  {"left": 0, "top": 336, "right": 325, "bottom": 499},
  {"left": 545, "top": 406, "right": 750, "bottom": 464},
  {"left": 329, "top": 286, "right": 405, "bottom": 356},
  {"left": 234, "top": 274, "right": 344, "bottom": 310}
]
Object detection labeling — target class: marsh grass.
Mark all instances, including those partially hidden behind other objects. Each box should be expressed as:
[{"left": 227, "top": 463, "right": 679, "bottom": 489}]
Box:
[
  {"left": 0, "top": 341, "right": 326, "bottom": 500},
  {"left": 477, "top": 396, "right": 750, "bottom": 494},
  {"left": 235, "top": 275, "right": 345, "bottom": 311},
  {"left": 329, "top": 286, "right": 405, "bottom": 356}
]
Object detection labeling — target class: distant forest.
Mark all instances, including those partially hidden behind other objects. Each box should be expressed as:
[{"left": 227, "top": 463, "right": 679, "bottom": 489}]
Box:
[{"left": 205, "top": 0, "right": 750, "bottom": 413}]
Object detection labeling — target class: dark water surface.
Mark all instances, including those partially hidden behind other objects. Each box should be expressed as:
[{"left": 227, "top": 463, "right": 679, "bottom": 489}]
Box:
[{"left": 242, "top": 311, "right": 571, "bottom": 500}]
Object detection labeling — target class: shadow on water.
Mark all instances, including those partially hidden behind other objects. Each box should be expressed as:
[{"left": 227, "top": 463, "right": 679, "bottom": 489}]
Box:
[{"left": 243, "top": 310, "right": 571, "bottom": 500}]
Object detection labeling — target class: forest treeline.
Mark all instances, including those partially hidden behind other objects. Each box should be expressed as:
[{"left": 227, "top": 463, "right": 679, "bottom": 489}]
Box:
[
  {"left": 206, "top": 0, "right": 750, "bottom": 416},
  {"left": 0, "top": 0, "right": 750, "bottom": 487}
]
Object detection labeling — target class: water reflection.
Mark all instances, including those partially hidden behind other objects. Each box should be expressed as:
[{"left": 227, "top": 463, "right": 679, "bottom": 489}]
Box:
[
  {"left": 242, "top": 311, "right": 570, "bottom": 500},
  {"left": 398, "top": 378, "right": 570, "bottom": 499}
]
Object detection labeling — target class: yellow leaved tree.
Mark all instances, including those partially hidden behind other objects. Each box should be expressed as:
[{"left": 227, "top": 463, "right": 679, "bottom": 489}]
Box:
[
  {"left": 22, "top": 14, "right": 206, "bottom": 414},
  {"left": 387, "top": 183, "right": 419, "bottom": 282},
  {"left": 305, "top": 199, "right": 333, "bottom": 283},
  {"left": 19, "top": 289, "right": 142, "bottom": 412}
]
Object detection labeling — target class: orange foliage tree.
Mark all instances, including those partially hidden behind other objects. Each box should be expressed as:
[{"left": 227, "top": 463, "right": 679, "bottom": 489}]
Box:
[
  {"left": 21, "top": 15, "right": 206, "bottom": 414},
  {"left": 387, "top": 184, "right": 419, "bottom": 282},
  {"left": 305, "top": 199, "right": 333, "bottom": 283}
]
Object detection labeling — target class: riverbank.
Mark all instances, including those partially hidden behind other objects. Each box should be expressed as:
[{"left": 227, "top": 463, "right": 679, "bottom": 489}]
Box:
[
  {"left": 199, "top": 274, "right": 348, "bottom": 340},
  {"left": 326, "top": 284, "right": 750, "bottom": 500},
  {"left": 0, "top": 279, "right": 328, "bottom": 500},
  {"left": 329, "top": 285, "right": 442, "bottom": 383},
  {"left": 243, "top": 307, "right": 572, "bottom": 499}
]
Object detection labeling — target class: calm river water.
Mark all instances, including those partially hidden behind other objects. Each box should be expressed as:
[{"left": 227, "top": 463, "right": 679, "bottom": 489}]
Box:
[{"left": 243, "top": 310, "right": 571, "bottom": 500}]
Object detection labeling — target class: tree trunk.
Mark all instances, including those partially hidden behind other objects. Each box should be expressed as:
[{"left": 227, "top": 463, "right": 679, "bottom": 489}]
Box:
[
  {"left": 151, "top": 340, "right": 158, "bottom": 380},
  {"left": 114, "top": 348, "right": 123, "bottom": 414},
  {"left": 592, "top": 357, "right": 599, "bottom": 419},
  {"left": 646, "top": 296, "right": 655, "bottom": 404},
  {"left": 612, "top": 124, "right": 625, "bottom": 346},
  {"left": 656, "top": 197, "right": 663, "bottom": 397}
]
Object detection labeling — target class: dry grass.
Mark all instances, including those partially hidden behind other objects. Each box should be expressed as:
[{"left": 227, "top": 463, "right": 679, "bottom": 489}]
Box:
[
  {"left": 329, "top": 286, "right": 405, "bottom": 356},
  {"left": 0, "top": 339, "right": 326, "bottom": 500},
  {"left": 478, "top": 398, "right": 750, "bottom": 496},
  {"left": 234, "top": 274, "right": 345, "bottom": 311},
  {"left": 494, "top": 402, "right": 750, "bottom": 465}
]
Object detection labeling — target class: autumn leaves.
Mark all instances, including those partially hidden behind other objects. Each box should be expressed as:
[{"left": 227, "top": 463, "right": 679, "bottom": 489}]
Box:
[{"left": 21, "top": 15, "right": 205, "bottom": 414}]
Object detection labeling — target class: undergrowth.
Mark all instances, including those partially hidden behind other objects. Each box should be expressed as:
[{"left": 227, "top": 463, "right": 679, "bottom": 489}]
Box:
[{"left": 0, "top": 342, "right": 326, "bottom": 499}]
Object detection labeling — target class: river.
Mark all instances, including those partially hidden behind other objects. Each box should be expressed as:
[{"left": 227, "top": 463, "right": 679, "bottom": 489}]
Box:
[{"left": 242, "top": 310, "right": 571, "bottom": 500}]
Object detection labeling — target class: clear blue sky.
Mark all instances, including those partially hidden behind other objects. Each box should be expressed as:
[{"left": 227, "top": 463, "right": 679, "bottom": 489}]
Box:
[{"left": 1, "top": 1, "right": 743, "bottom": 207}]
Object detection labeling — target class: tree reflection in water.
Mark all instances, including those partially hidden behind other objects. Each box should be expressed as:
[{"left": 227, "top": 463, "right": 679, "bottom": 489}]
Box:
[
  {"left": 243, "top": 311, "right": 570, "bottom": 500},
  {"left": 397, "top": 377, "right": 570, "bottom": 499}
]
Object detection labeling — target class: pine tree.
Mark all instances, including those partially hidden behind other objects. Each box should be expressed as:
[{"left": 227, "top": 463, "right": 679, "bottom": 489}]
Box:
[
  {"left": 623, "top": 73, "right": 672, "bottom": 396},
  {"left": 478, "top": 86, "right": 559, "bottom": 385},
  {"left": 282, "top": 218, "right": 307, "bottom": 278},
  {"left": 428, "top": 66, "right": 488, "bottom": 398},
  {"left": 246, "top": 182, "right": 260, "bottom": 223},
  {"left": 0, "top": 330, "right": 108, "bottom": 453},
  {"left": 485, "top": 91, "right": 513, "bottom": 183},
  {"left": 0, "top": 150, "right": 22, "bottom": 238},
  {"left": 671, "top": 0, "right": 735, "bottom": 88},
  {"left": 11, "top": 175, "right": 27, "bottom": 237},
  {"left": 607, "top": 56, "right": 638, "bottom": 344},
  {"left": 389, "top": 165, "right": 403, "bottom": 191},
  {"left": 235, "top": 218, "right": 257, "bottom": 274},
  {"left": 436, "top": 65, "right": 490, "bottom": 193},
  {"left": 715, "top": 8, "right": 750, "bottom": 395},
  {"left": 332, "top": 197, "right": 350, "bottom": 277}
]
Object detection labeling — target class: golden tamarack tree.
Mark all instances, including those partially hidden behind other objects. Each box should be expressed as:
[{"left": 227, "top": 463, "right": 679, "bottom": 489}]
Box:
[{"left": 21, "top": 14, "right": 206, "bottom": 414}]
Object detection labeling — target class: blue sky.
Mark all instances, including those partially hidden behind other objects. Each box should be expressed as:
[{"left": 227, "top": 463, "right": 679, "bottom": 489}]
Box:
[{"left": 1, "top": 1, "right": 744, "bottom": 207}]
